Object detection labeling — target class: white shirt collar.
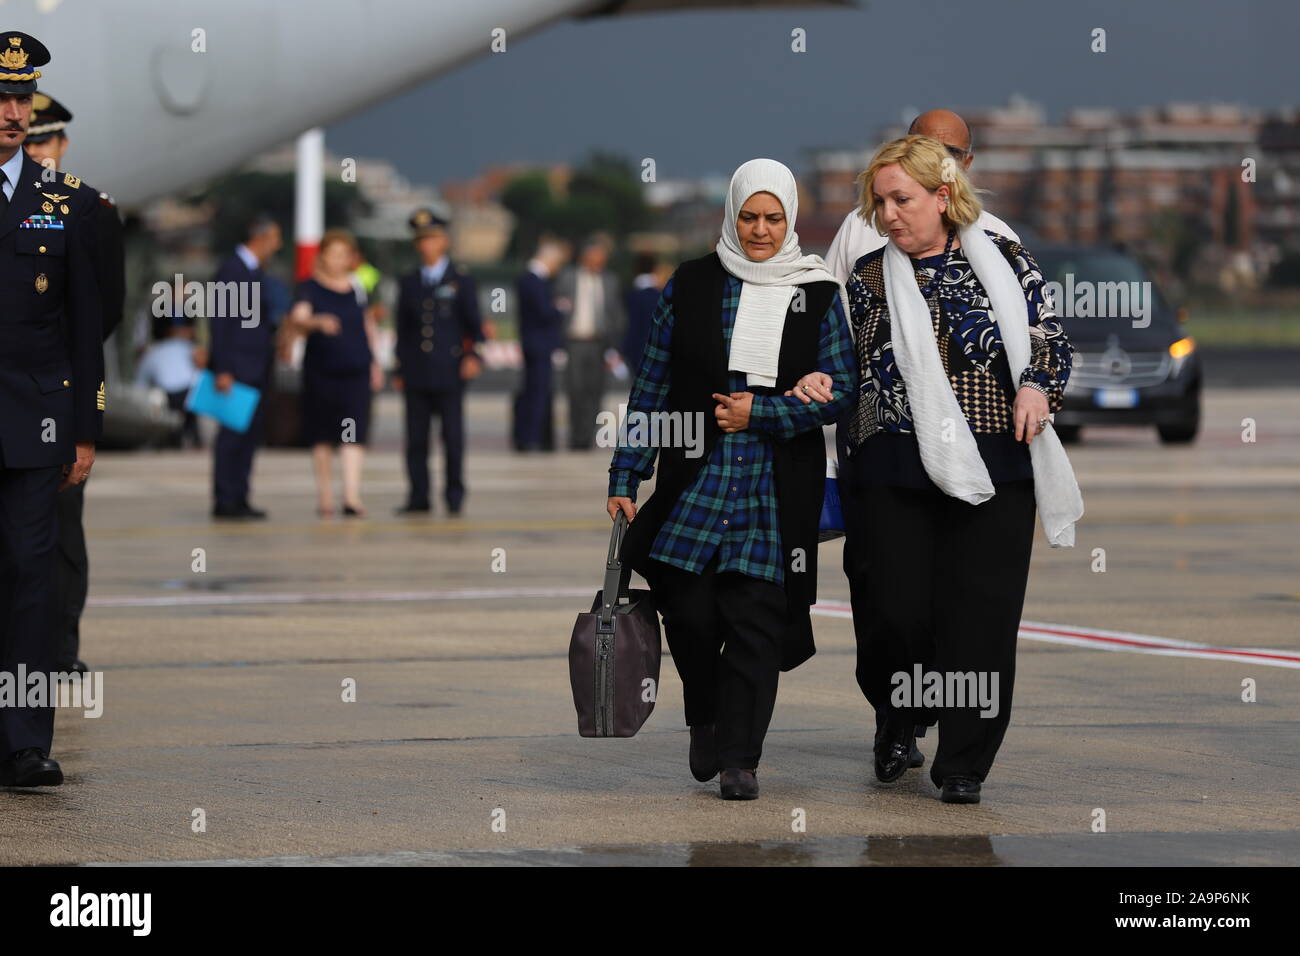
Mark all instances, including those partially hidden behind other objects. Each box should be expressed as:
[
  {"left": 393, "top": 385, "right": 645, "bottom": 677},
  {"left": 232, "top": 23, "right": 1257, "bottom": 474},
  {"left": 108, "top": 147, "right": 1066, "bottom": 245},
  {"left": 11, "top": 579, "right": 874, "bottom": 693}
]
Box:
[
  {"left": 235, "top": 244, "right": 260, "bottom": 272},
  {"left": 0, "top": 149, "right": 26, "bottom": 199},
  {"left": 421, "top": 256, "right": 449, "bottom": 284}
]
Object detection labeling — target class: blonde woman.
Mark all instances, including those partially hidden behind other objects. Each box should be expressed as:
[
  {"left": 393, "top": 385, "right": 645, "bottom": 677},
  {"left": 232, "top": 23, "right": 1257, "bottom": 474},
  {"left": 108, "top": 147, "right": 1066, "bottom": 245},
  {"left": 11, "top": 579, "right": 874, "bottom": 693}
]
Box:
[{"left": 792, "top": 136, "right": 1081, "bottom": 804}]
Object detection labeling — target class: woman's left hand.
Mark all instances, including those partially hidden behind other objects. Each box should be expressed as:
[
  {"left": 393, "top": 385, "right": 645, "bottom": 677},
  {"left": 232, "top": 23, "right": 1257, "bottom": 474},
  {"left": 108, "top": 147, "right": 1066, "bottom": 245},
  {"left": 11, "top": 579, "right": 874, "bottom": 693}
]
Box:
[
  {"left": 712, "top": 392, "right": 753, "bottom": 433},
  {"left": 1013, "top": 386, "right": 1051, "bottom": 445},
  {"left": 785, "top": 371, "right": 834, "bottom": 404},
  {"left": 371, "top": 362, "right": 385, "bottom": 392}
]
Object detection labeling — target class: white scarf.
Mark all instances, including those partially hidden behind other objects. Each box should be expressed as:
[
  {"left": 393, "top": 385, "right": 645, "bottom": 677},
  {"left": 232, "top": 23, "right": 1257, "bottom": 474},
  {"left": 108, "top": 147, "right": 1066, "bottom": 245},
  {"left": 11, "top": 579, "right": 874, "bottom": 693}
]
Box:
[
  {"left": 882, "top": 225, "right": 1084, "bottom": 547},
  {"left": 716, "top": 158, "right": 849, "bottom": 387}
]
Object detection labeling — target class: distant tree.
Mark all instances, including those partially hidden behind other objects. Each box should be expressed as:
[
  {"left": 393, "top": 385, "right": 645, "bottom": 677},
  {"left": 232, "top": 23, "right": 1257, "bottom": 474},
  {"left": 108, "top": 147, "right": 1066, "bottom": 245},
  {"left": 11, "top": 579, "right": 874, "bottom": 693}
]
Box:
[
  {"left": 187, "top": 171, "right": 369, "bottom": 271},
  {"left": 501, "top": 171, "right": 562, "bottom": 259},
  {"left": 501, "top": 152, "right": 652, "bottom": 260}
]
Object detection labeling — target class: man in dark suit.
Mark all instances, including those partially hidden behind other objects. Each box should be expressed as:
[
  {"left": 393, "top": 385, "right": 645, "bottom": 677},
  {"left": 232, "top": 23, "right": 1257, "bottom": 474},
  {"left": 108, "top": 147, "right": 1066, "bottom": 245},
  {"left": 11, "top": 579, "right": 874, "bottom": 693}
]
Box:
[
  {"left": 622, "top": 252, "right": 669, "bottom": 380},
  {"left": 208, "top": 216, "right": 282, "bottom": 519},
  {"left": 553, "top": 236, "right": 625, "bottom": 449},
  {"left": 24, "top": 91, "right": 125, "bottom": 675},
  {"left": 393, "top": 208, "right": 484, "bottom": 516},
  {"left": 514, "top": 237, "right": 569, "bottom": 452},
  {"left": 0, "top": 31, "right": 103, "bottom": 787}
]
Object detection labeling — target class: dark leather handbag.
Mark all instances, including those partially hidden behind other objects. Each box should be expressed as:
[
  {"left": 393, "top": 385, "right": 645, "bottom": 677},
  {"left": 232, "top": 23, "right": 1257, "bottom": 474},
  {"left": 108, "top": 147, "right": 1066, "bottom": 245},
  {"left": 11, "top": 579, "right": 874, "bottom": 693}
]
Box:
[{"left": 568, "top": 511, "right": 662, "bottom": 737}]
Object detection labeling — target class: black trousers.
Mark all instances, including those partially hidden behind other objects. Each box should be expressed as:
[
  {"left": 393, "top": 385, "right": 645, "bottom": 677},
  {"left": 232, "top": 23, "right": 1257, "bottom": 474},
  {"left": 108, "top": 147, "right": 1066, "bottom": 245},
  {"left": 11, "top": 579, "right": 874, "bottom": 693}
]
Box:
[
  {"left": 517, "top": 347, "right": 554, "bottom": 450},
  {"left": 403, "top": 385, "right": 465, "bottom": 510},
  {"left": 646, "top": 558, "right": 787, "bottom": 770},
  {"left": 165, "top": 389, "right": 200, "bottom": 448},
  {"left": 842, "top": 471, "right": 1036, "bottom": 785},
  {"left": 213, "top": 388, "right": 266, "bottom": 508},
  {"left": 565, "top": 339, "right": 606, "bottom": 449},
  {"left": 55, "top": 477, "right": 87, "bottom": 669},
  {"left": 0, "top": 464, "right": 61, "bottom": 757}
]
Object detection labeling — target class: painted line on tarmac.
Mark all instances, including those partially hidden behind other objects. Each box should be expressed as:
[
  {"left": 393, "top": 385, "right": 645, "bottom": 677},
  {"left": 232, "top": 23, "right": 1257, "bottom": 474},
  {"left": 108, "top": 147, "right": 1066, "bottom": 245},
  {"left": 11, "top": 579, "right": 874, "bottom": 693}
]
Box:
[
  {"left": 90, "top": 585, "right": 1300, "bottom": 669},
  {"left": 813, "top": 602, "right": 1300, "bottom": 669}
]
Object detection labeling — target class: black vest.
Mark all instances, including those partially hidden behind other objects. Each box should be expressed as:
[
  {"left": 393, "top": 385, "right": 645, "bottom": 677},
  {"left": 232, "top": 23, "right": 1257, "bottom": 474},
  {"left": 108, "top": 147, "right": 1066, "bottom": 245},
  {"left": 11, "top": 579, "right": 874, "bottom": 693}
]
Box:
[{"left": 621, "top": 252, "right": 833, "bottom": 671}]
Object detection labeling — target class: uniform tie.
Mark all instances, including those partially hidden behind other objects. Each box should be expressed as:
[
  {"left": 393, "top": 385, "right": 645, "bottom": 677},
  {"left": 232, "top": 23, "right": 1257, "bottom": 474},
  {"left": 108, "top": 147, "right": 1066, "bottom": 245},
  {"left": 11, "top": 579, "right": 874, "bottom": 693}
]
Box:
[{"left": 0, "top": 169, "right": 9, "bottom": 221}]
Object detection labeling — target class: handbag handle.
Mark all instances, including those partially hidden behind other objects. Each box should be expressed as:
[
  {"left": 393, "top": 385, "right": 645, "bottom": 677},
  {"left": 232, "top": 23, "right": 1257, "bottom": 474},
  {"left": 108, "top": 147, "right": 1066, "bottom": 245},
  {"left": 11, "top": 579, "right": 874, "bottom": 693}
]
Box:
[{"left": 598, "top": 511, "right": 632, "bottom": 631}]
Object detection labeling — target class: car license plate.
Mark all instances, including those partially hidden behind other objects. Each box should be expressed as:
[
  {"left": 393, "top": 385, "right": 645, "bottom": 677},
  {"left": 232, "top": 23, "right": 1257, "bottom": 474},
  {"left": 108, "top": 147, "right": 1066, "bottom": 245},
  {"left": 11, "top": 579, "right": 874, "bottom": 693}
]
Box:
[{"left": 1094, "top": 388, "right": 1139, "bottom": 409}]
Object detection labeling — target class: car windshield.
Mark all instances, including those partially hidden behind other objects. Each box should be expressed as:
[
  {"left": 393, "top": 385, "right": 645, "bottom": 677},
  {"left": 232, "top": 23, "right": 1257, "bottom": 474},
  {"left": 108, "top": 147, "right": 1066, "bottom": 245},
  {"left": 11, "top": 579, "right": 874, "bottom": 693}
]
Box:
[{"left": 1033, "top": 249, "right": 1171, "bottom": 315}]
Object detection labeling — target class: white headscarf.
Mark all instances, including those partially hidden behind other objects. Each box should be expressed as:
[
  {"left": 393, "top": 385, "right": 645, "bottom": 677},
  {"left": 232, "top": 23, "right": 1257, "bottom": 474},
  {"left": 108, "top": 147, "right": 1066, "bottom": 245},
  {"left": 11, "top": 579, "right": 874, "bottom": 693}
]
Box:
[{"left": 716, "top": 158, "right": 848, "bottom": 387}]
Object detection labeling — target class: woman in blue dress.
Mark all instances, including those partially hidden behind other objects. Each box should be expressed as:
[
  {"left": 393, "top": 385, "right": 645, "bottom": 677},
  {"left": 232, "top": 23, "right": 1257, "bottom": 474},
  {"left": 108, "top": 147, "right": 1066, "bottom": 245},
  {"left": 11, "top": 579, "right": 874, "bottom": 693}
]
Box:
[{"left": 288, "top": 229, "right": 383, "bottom": 517}]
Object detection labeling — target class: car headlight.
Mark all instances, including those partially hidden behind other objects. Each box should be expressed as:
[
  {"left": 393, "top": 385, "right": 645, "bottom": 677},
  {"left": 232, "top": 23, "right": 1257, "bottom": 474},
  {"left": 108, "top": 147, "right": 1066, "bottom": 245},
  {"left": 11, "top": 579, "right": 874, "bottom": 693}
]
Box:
[{"left": 1169, "top": 337, "right": 1195, "bottom": 376}]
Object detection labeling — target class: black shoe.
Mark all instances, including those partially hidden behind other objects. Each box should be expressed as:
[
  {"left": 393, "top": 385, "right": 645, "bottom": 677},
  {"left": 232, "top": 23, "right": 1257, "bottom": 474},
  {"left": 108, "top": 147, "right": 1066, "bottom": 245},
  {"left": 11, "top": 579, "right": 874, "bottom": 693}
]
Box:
[
  {"left": 341, "top": 504, "right": 366, "bottom": 518},
  {"left": 873, "top": 719, "right": 917, "bottom": 783},
  {"left": 212, "top": 502, "right": 266, "bottom": 520},
  {"left": 689, "top": 725, "right": 717, "bottom": 782},
  {"left": 908, "top": 742, "right": 925, "bottom": 768},
  {"left": 447, "top": 502, "right": 463, "bottom": 517},
  {"left": 0, "top": 748, "right": 63, "bottom": 787},
  {"left": 940, "top": 775, "right": 982, "bottom": 804},
  {"left": 719, "top": 768, "right": 758, "bottom": 800},
  {"left": 395, "top": 503, "right": 431, "bottom": 515}
]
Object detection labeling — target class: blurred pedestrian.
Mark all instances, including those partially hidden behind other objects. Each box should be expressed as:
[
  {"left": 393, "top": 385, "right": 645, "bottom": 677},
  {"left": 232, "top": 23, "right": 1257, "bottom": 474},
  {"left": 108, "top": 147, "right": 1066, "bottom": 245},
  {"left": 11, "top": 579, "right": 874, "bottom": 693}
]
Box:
[
  {"left": 209, "top": 215, "right": 282, "bottom": 519},
  {"left": 136, "top": 316, "right": 201, "bottom": 448},
  {"left": 514, "top": 236, "right": 570, "bottom": 452},
  {"left": 393, "top": 208, "right": 484, "bottom": 516},
  {"left": 555, "top": 236, "right": 624, "bottom": 449},
  {"left": 288, "top": 228, "right": 382, "bottom": 517},
  {"left": 622, "top": 252, "right": 671, "bottom": 378}
]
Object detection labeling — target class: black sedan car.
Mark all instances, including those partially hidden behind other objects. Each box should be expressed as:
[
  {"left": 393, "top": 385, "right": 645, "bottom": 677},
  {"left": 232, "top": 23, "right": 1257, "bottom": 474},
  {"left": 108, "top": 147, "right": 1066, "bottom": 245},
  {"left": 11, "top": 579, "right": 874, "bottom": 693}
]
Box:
[{"left": 1031, "top": 244, "right": 1201, "bottom": 444}]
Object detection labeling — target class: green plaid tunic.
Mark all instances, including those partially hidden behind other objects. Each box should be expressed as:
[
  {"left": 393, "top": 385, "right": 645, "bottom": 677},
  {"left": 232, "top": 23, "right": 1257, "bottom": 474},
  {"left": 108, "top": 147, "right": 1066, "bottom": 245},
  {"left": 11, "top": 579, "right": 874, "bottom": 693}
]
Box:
[{"left": 608, "top": 274, "right": 856, "bottom": 587}]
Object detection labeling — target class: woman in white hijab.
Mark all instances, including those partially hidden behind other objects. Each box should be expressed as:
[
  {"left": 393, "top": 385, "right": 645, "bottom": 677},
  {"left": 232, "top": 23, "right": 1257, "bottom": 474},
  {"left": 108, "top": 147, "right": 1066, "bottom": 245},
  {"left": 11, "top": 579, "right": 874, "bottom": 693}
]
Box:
[
  {"left": 605, "top": 159, "right": 857, "bottom": 800},
  {"left": 790, "top": 136, "right": 1082, "bottom": 805}
]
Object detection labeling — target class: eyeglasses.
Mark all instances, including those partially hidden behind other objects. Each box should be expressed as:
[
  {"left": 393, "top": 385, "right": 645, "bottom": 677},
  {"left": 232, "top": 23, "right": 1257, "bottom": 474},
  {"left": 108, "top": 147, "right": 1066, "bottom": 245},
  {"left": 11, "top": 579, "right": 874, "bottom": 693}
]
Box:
[{"left": 944, "top": 144, "right": 970, "bottom": 162}]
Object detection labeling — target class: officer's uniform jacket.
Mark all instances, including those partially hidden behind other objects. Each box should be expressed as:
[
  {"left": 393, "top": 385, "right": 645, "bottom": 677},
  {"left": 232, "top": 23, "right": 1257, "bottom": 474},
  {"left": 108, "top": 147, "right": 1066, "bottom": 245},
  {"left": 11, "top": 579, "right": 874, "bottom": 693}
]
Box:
[
  {"left": 395, "top": 262, "right": 483, "bottom": 390},
  {"left": 0, "top": 154, "right": 103, "bottom": 468}
]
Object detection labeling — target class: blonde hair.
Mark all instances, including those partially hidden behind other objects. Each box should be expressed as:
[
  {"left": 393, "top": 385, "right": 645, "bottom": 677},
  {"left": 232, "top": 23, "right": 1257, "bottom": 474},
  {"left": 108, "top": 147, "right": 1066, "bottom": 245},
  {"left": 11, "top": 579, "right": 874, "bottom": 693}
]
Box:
[{"left": 855, "top": 135, "right": 982, "bottom": 235}]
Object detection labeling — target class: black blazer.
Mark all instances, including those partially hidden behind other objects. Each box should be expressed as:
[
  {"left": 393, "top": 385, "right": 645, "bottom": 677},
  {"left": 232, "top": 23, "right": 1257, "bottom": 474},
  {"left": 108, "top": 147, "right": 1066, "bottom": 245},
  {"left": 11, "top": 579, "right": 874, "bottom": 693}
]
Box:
[
  {"left": 516, "top": 269, "right": 563, "bottom": 353},
  {"left": 0, "top": 154, "right": 104, "bottom": 468},
  {"left": 207, "top": 251, "right": 277, "bottom": 386},
  {"left": 394, "top": 264, "right": 482, "bottom": 389}
]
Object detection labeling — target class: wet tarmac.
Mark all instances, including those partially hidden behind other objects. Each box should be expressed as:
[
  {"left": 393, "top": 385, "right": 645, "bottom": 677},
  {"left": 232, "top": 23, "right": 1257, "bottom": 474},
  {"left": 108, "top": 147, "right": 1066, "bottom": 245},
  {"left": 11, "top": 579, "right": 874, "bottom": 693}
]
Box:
[{"left": 2, "top": 388, "right": 1298, "bottom": 866}]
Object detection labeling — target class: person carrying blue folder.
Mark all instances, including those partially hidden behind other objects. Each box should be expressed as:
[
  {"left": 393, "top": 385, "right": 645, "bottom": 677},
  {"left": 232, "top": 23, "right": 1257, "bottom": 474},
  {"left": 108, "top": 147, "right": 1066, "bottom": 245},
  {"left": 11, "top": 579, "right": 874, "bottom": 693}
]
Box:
[{"left": 208, "top": 215, "right": 283, "bottom": 520}]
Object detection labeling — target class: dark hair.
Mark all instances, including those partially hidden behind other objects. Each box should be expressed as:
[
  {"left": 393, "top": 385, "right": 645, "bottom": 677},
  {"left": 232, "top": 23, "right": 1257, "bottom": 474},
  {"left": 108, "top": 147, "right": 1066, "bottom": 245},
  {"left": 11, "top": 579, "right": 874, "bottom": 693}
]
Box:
[
  {"left": 244, "top": 215, "right": 279, "bottom": 243},
  {"left": 633, "top": 252, "right": 657, "bottom": 275}
]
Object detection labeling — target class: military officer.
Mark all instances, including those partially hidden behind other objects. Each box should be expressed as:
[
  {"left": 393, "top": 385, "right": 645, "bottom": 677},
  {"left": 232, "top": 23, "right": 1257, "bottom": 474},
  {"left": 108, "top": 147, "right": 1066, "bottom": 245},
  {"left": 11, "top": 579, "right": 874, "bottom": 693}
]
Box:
[
  {"left": 24, "top": 91, "right": 126, "bottom": 676},
  {"left": 393, "top": 208, "right": 484, "bottom": 516},
  {"left": 0, "top": 31, "right": 103, "bottom": 788}
]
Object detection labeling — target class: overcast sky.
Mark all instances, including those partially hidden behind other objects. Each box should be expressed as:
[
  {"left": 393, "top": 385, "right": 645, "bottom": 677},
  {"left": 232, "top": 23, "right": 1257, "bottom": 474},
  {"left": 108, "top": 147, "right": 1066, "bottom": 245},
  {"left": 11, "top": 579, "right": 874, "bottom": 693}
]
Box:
[{"left": 329, "top": 0, "right": 1296, "bottom": 188}]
